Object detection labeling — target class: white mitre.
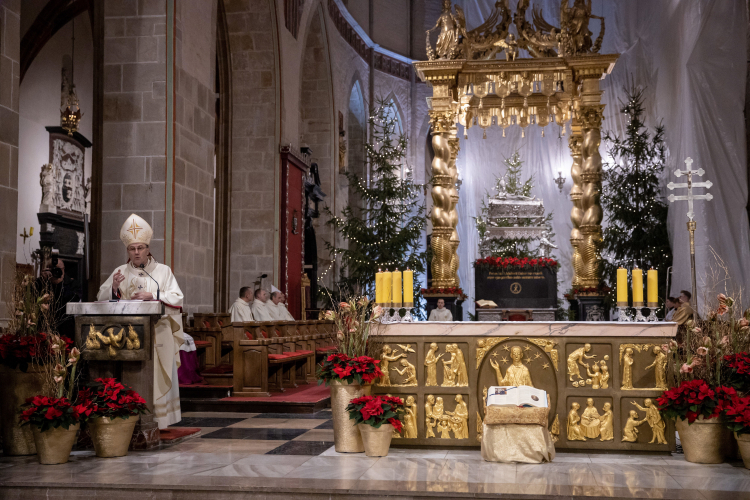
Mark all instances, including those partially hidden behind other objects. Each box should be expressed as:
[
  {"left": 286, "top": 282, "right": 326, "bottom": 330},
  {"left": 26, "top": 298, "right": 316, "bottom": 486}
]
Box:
[{"left": 120, "top": 213, "right": 153, "bottom": 247}]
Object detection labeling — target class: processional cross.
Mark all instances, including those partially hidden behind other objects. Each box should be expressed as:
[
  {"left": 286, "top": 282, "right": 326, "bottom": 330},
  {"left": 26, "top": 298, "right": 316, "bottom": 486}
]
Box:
[{"left": 667, "top": 157, "right": 713, "bottom": 329}]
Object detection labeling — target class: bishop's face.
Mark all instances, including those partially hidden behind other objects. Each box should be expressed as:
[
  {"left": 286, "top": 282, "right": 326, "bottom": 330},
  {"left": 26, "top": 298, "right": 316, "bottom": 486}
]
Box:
[{"left": 128, "top": 244, "right": 149, "bottom": 267}]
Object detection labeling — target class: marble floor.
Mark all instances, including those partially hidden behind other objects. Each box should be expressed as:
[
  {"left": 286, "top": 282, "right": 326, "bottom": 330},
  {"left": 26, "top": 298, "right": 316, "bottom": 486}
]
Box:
[{"left": 1, "top": 410, "right": 749, "bottom": 499}]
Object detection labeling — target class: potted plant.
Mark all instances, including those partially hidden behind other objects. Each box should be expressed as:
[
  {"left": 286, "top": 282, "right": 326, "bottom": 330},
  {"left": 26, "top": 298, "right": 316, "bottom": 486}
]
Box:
[
  {"left": 85, "top": 378, "right": 149, "bottom": 458},
  {"left": 317, "top": 296, "right": 383, "bottom": 453},
  {"left": 345, "top": 395, "right": 404, "bottom": 457},
  {"left": 657, "top": 379, "right": 736, "bottom": 463},
  {"left": 724, "top": 395, "right": 750, "bottom": 469}
]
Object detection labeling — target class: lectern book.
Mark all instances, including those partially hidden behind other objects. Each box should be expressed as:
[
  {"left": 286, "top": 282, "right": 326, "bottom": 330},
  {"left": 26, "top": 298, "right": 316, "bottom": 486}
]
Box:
[
  {"left": 487, "top": 386, "right": 548, "bottom": 408},
  {"left": 475, "top": 300, "right": 498, "bottom": 309}
]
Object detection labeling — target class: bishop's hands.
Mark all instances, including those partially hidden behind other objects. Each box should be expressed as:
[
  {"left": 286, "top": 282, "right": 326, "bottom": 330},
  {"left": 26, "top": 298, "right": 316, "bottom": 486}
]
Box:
[
  {"left": 112, "top": 270, "right": 125, "bottom": 293},
  {"left": 132, "top": 291, "right": 154, "bottom": 300}
]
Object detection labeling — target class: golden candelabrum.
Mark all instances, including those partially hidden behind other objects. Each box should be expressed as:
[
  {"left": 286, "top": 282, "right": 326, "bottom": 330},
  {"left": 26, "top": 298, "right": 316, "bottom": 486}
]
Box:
[{"left": 417, "top": 0, "right": 618, "bottom": 289}]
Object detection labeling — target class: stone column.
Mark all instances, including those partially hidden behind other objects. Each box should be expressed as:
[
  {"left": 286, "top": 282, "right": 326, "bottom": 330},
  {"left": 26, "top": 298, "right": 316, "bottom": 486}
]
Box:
[
  {"left": 428, "top": 109, "right": 459, "bottom": 288},
  {"left": 568, "top": 129, "right": 583, "bottom": 287}
]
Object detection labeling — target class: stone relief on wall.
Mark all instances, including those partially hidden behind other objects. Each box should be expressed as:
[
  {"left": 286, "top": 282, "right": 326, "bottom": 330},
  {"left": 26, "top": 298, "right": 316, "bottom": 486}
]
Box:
[{"left": 40, "top": 138, "right": 89, "bottom": 215}]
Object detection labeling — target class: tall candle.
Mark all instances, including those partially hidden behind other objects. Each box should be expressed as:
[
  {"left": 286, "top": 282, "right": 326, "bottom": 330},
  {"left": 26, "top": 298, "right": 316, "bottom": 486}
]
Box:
[
  {"left": 647, "top": 269, "right": 658, "bottom": 304},
  {"left": 382, "top": 271, "right": 392, "bottom": 304},
  {"left": 632, "top": 268, "right": 644, "bottom": 304},
  {"left": 375, "top": 270, "right": 383, "bottom": 304},
  {"left": 616, "top": 268, "right": 628, "bottom": 303},
  {"left": 392, "top": 270, "right": 402, "bottom": 306},
  {"left": 403, "top": 269, "right": 414, "bottom": 305}
]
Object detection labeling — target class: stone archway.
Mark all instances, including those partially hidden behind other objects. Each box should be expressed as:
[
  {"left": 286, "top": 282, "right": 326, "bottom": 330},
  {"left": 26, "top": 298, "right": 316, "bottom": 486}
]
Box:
[{"left": 347, "top": 79, "right": 366, "bottom": 218}]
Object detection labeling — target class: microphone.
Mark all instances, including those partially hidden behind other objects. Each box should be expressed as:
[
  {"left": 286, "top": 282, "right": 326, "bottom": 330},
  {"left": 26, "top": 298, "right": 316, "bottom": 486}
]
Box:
[{"left": 139, "top": 264, "right": 160, "bottom": 301}]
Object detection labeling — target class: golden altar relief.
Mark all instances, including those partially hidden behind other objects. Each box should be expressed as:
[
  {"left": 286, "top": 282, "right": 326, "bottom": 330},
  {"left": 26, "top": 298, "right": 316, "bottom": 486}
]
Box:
[
  {"left": 629, "top": 399, "right": 667, "bottom": 445},
  {"left": 566, "top": 397, "right": 614, "bottom": 442},
  {"left": 85, "top": 324, "right": 141, "bottom": 358},
  {"left": 378, "top": 344, "right": 417, "bottom": 387},
  {"left": 426, "top": 394, "right": 469, "bottom": 439},
  {"left": 425, "top": 343, "right": 469, "bottom": 387},
  {"left": 550, "top": 414, "right": 560, "bottom": 442},
  {"left": 490, "top": 346, "right": 534, "bottom": 386},
  {"left": 527, "top": 338, "right": 558, "bottom": 371},
  {"left": 403, "top": 395, "right": 418, "bottom": 438},
  {"left": 475, "top": 337, "right": 509, "bottom": 368},
  {"left": 619, "top": 343, "right": 662, "bottom": 390}
]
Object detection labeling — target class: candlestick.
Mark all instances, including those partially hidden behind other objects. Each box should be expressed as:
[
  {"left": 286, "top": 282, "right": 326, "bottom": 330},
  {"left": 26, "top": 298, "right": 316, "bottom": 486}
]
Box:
[
  {"left": 616, "top": 268, "right": 628, "bottom": 304},
  {"left": 403, "top": 269, "right": 414, "bottom": 306},
  {"left": 382, "top": 271, "right": 392, "bottom": 305},
  {"left": 392, "top": 270, "right": 402, "bottom": 307},
  {"left": 375, "top": 270, "right": 383, "bottom": 304},
  {"left": 647, "top": 268, "right": 658, "bottom": 305},
  {"left": 632, "top": 268, "right": 643, "bottom": 304}
]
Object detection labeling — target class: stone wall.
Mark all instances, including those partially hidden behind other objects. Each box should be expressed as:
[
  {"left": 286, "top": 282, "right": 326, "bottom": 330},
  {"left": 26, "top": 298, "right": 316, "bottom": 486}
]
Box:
[{"left": 0, "top": 0, "right": 20, "bottom": 323}]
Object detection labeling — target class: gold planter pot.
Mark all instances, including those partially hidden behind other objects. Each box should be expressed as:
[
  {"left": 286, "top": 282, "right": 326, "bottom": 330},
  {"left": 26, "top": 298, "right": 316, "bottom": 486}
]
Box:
[
  {"left": 0, "top": 365, "right": 45, "bottom": 456},
  {"left": 675, "top": 416, "right": 732, "bottom": 464},
  {"left": 89, "top": 415, "right": 140, "bottom": 458},
  {"left": 329, "top": 380, "right": 371, "bottom": 453},
  {"left": 358, "top": 423, "right": 394, "bottom": 457},
  {"left": 31, "top": 423, "right": 80, "bottom": 465},
  {"left": 736, "top": 433, "right": 750, "bottom": 469}
]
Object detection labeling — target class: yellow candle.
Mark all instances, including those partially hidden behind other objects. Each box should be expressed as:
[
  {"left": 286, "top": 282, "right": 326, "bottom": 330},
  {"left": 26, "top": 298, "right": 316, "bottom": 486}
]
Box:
[
  {"left": 617, "top": 268, "right": 628, "bottom": 303},
  {"left": 382, "top": 271, "right": 392, "bottom": 304},
  {"left": 392, "top": 270, "right": 402, "bottom": 306},
  {"left": 632, "top": 268, "right": 643, "bottom": 304},
  {"left": 647, "top": 269, "right": 658, "bottom": 304},
  {"left": 375, "top": 271, "right": 383, "bottom": 304},
  {"left": 403, "top": 269, "right": 414, "bottom": 305}
]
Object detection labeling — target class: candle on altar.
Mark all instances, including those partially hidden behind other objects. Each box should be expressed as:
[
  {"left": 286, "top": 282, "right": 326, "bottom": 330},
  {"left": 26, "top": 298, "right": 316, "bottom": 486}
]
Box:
[
  {"left": 632, "top": 267, "right": 644, "bottom": 304},
  {"left": 647, "top": 269, "right": 658, "bottom": 305},
  {"left": 392, "top": 270, "right": 402, "bottom": 307},
  {"left": 403, "top": 269, "right": 414, "bottom": 305},
  {"left": 375, "top": 270, "right": 383, "bottom": 304},
  {"left": 617, "top": 268, "right": 628, "bottom": 304},
  {"left": 382, "top": 271, "right": 392, "bottom": 304}
]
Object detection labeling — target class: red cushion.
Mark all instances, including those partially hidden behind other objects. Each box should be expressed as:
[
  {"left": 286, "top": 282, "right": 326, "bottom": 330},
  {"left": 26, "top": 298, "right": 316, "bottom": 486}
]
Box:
[
  {"left": 316, "top": 346, "right": 337, "bottom": 353},
  {"left": 193, "top": 340, "right": 212, "bottom": 349},
  {"left": 507, "top": 314, "right": 528, "bottom": 322},
  {"left": 268, "top": 353, "right": 291, "bottom": 360},
  {"left": 244, "top": 330, "right": 254, "bottom": 341},
  {"left": 218, "top": 319, "right": 225, "bottom": 326},
  {"left": 294, "top": 350, "right": 314, "bottom": 356},
  {"left": 203, "top": 320, "right": 211, "bottom": 328},
  {"left": 260, "top": 330, "right": 269, "bottom": 338}
]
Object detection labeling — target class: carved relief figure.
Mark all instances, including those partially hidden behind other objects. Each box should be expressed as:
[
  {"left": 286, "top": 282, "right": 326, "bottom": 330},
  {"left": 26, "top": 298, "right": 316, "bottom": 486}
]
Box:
[
  {"left": 622, "top": 410, "right": 646, "bottom": 442},
  {"left": 40, "top": 163, "right": 56, "bottom": 208},
  {"left": 426, "top": 0, "right": 459, "bottom": 60},
  {"left": 581, "top": 398, "right": 601, "bottom": 439},
  {"left": 425, "top": 395, "right": 436, "bottom": 438},
  {"left": 392, "top": 358, "right": 418, "bottom": 386},
  {"left": 599, "top": 361, "right": 610, "bottom": 389},
  {"left": 378, "top": 345, "right": 404, "bottom": 386},
  {"left": 441, "top": 344, "right": 456, "bottom": 387},
  {"left": 452, "top": 344, "right": 469, "bottom": 386},
  {"left": 586, "top": 361, "right": 602, "bottom": 389},
  {"left": 424, "top": 343, "right": 443, "bottom": 386},
  {"left": 85, "top": 324, "right": 101, "bottom": 349},
  {"left": 438, "top": 419, "right": 452, "bottom": 438},
  {"left": 403, "top": 396, "right": 418, "bottom": 439},
  {"left": 446, "top": 394, "right": 468, "bottom": 439},
  {"left": 599, "top": 403, "right": 613, "bottom": 441},
  {"left": 632, "top": 399, "right": 667, "bottom": 445},
  {"left": 621, "top": 347, "right": 634, "bottom": 390},
  {"left": 567, "top": 402, "right": 586, "bottom": 441},
  {"left": 491, "top": 346, "right": 534, "bottom": 387},
  {"left": 125, "top": 325, "right": 140, "bottom": 350},
  {"left": 645, "top": 346, "right": 668, "bottom": 390},
  {"left": 567, "top": 343, "right": 596, "bottom": 381}
]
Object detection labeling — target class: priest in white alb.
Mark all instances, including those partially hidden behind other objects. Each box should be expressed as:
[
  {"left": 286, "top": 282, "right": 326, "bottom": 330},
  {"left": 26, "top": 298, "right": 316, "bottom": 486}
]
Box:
[
  {"left": 268, "top": 289, "right": 295, "bottom": 321},
  {"left": 97, "top": 214, "right": 185, "bottom": 428},
  {"left": 228, "top": 286, "right": 254, "bottom": 322},
  {"left": 428, "top": 298, "right": 453, "bottom": 321},
  {"left": 251, "top": 288, "right": 274, "bottom": 321}
]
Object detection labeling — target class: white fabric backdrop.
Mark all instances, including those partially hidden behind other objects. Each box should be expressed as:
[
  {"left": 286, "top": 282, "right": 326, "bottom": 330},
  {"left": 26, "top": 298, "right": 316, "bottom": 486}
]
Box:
[{"left": 452, "top": 0, "right": 749, "bottom": 318}]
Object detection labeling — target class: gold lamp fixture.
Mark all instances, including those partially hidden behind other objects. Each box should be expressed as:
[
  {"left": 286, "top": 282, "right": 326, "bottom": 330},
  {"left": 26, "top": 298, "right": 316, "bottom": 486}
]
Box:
[{"left": 60, "top": 19, "right": 82, "bottom": 136}]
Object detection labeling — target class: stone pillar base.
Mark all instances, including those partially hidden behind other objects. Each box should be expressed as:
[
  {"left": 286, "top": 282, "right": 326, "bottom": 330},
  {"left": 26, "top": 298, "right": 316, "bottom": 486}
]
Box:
[{"left": 130, "top": 414, "right": 161, "bottom": 451}]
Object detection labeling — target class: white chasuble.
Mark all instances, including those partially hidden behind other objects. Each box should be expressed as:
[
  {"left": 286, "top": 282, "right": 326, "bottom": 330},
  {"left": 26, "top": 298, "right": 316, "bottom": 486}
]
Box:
[
  {"left": 251, "top": 300, "right": 274, "bottom": 322},
  {"left": 268, "top": 302, "right": 294, "bottom": 321},
  {"left": 97, "top": 258, "right": 185, "bottom": 428},
  {"left": 428, "top": 308, "right": 453, "bottom": 321},
  {"left": 228, "top": 298, "right": 254, "bottom": 322}
]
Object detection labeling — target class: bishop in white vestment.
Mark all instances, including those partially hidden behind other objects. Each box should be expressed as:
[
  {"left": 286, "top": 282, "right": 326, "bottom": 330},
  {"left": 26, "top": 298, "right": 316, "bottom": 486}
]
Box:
[
  {"left": 251, "top": 289, "right": 274, "bottom": 321},
  {"left": 97, "top": 214, "right": 185, "bottom": 428},
  {"left": 428, "top": 299, "right": 453, "bottom": 321},
  {"left": 228, "top": 287, "right": 254, "bottom": 322},
  {"left": 268, "top": 292, "right": 295, "bottom": 321}
]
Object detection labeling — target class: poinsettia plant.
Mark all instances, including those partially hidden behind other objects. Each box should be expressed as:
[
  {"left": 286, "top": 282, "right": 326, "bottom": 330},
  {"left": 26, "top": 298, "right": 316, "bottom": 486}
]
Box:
[
  {"left": 346, "top": 395, "right": 404, "bottom": 433},
  {"left": 317, "top": 353, "right": 383, "bottom": 386},
  {"left": 85, "top": 378, "right": 149, "bottom": 419},
  {"left": 723, "top": 353, "right": 750, "bottom": 395},
  {"left": 474, "top": 256, "right": 559, "bottom": 271},
  {"left": 420, "top": 287, "right": 467, "bottom": 300},
  {"left": 18, "top": 395, "right": 94, "bottom": 431},
  {"left": 0, "top": 332, "right": 66, "bottom": 372},
  {"left": 657, "top": 379, "right": 736, "bottom": 423},
  {"left": 724, "top": 395, "right": 750, "bottom": 436}
]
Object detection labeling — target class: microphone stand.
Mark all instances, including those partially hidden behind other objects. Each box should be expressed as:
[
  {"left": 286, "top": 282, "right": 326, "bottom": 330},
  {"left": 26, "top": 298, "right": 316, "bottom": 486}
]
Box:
[{"left": 139, "top": 264, "right": 160, "bottom": 301}]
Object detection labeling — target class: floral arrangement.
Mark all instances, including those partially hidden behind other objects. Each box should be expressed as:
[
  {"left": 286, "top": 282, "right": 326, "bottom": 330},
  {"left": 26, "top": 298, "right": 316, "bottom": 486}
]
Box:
[
  {"left": 18, "top": 395, "right": 93, "bottom": 432},
  {"left": 724, "top": 396, "right": 750, "bottom": 436},
  {"left": 84, "top": 378, "right": 149, "bottom": 419},
  {"left": 0, "top": 332, "right": 64, "bottom": 372},
  {"left": 723, "top": 353, "right": 750, "bottom": 394},
  {"left": 420, "top": 287, "right": 467, "bottom": 300},
  {"left": 657, "top": 379, "right": 736, "bottom": 423},
  {"left": 346, "top": 395, "right": 404, "bottom": 433},
  {"left": 317, "top": 353, "right": 383, "bottom": 386},
  {"left": 563, "top": 285, "right": 611, "bottom": 301},
  {"left": 321, "top": 295, "right": 382, "bottom": 358},
  {"left": 474, "top": 256, "right": 559, "bottom": 272}
]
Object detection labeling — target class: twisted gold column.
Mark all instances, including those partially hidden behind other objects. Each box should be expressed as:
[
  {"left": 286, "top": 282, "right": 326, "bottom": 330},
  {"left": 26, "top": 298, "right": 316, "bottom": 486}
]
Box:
[
  {"left": 429, "top": 110, "right": 460, "bottom": 288},
  {"left": 568, "top": 132, "right": 584, "bottom": 287},
  {"left": 578, "top": 105, "right": 605, "bottom": 288}
]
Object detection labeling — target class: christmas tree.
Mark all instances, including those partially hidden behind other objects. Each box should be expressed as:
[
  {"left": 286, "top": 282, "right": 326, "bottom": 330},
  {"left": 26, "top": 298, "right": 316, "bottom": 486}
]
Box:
[
  {"left": 323, "top": 99, "right": 427, "bottom": 313},
  {"left": 601, "top": 85, "right": 672, "bottom": 307},
  {"left": 474, "top": 151, "right": 555, "bottom": 259}
]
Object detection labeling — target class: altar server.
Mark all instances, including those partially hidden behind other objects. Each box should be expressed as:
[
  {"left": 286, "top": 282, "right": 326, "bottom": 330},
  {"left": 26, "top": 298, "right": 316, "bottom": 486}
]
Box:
[
  {"left": 428, "top": 299, "right": 453, "bottom": 321},
  {"left": 97, "top": 214, "right": 184, "bottom": 428},
  {"left": 228, "top": 287, "right": 254, "bottom": 322},
  {"left": 251, "top": 288, "right": 274, "bottom": 321},
  {"left": 269, "top": 290, "right": 295, "bottom": 321}
]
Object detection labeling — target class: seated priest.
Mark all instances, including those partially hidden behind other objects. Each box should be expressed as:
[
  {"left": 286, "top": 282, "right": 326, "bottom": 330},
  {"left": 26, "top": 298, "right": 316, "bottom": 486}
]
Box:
[
  {"left": 97, "top": 214, "right": 185, "bottom": 428},
  {"left": 428, "top": 299, "right": 453, "bottom": 321},
  {"left": 268, "top": 289, "right": 295, "bottom": 321},
  {"left": 228, "top": 286, "right": 254, "bottom": 322},
  {"left": 251, "top": 288, "right": 273, "bottom": 321}
]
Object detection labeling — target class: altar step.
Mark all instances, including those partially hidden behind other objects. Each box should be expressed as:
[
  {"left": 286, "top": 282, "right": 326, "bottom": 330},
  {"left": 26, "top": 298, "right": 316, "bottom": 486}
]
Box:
[{"left": 179, "top": 382, "right": 331, "bottom": 414}]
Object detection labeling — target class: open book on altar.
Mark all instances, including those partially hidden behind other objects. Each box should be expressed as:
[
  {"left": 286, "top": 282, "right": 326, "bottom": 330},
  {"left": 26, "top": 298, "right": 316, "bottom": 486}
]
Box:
[{"left": 486, "top": 386, "right": 548, "bottom": 408}]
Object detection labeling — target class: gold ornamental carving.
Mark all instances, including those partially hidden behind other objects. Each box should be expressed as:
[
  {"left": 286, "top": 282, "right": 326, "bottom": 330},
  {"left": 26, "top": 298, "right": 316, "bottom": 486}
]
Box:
[
  {"left": 490, "top": 346, "right": 534, "bottom": 387},
  {"left": 550, "top": 414, "right": 560, "bottom": 442},
  {"left": 403, "top": 396, "right": 418, "bottom": 438},
  {"left": 622, "top": 410, "right": 647, "bottom": 442},
  {"left": 567, "top": 402, "right": 586, "bottom": 441},
  {"left": 475, "top": 337, "right": 509, "bottom": 368},
  {"left": 569, "top": 133, "right": 584, "bottom": 286},
  {"left": 527, "top": 338, "right": 558, "bottom": 371},
  {"left": 567, "top": 343, "right": 596, "bottom": 381},
  {"left": 631, "top": 399, "right": 667, "bottom": 444},
  {"left": 619, "top": 343, "right": 659, "bottom": 390},
  {"left": 378, "top": 344, "right": 417, "bottom": 387},
  {"left": 426, "top": 394, "right": 469, "bottom": 439},
  {"left": 578, "top": 105, "right": 605, "bottom": 130},
  {"left": 476, "top": 411, "right": 483, "bottom": 442},
  {"left": 85, "top": 324, "right": 141, "bottom": 358}
]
